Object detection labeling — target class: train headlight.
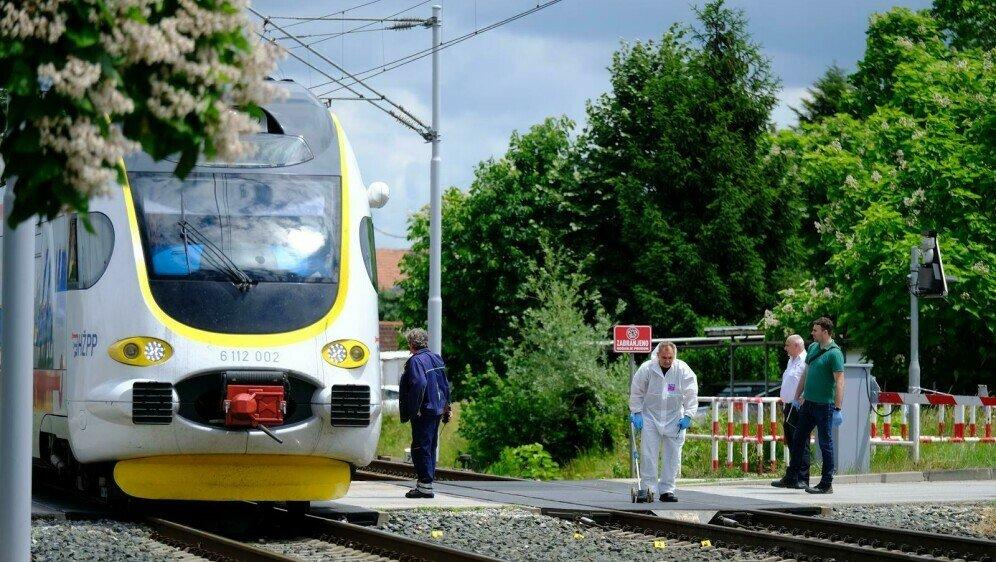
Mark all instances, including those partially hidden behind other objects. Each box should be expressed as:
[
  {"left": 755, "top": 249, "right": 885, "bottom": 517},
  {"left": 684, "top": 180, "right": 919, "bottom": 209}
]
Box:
[
  {"left": 108, "top": 337, "right": 173, "bottom": 366},
  {"left": 322, "top": 339, "right": 369, "bottom": 368}
]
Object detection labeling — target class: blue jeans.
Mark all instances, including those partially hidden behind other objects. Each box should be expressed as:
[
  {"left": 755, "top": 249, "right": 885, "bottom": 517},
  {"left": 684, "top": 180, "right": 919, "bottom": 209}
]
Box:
[
  {"left": 786, "top": 401, "right": 834, "bottom": 486},
  {"left": 411, "top": 413, "right": 442, "bottom": 485}
]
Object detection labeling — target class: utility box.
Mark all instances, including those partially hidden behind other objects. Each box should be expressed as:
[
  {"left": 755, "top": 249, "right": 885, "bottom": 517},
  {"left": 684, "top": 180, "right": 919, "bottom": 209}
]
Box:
[{"left": 834, "top": 363, "right": 875, "bottom": 474}]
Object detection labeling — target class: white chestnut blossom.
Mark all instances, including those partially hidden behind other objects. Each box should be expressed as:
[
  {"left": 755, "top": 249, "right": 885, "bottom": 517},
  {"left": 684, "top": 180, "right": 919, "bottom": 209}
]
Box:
[
  {"left": 1, "top": 0, "right": 283, "bottom": 211},
  {"left": 37, "top": 57, "right": 102, "bottom": 99},
  {"left": 37, "top": 115, "right": 141, "bottom": 197},
  {"left": 0, "top": 0, "right": 65, "bottom": 43}
]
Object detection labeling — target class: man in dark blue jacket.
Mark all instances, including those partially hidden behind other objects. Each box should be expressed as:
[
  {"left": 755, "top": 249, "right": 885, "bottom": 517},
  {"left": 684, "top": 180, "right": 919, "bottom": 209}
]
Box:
[{"left": 399, "top": 328, "right": 451, "bottom": 498}]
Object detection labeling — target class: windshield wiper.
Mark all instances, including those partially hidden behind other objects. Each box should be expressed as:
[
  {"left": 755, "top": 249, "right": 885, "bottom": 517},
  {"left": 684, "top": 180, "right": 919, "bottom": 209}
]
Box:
[{"left": 177, "top": 220, "right": 256, "bottom": 292}]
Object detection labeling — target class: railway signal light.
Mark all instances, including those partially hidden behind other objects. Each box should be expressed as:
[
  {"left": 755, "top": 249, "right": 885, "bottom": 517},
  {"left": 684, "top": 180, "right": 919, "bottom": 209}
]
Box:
[{"left": 915, "top": 231, "right": 948, "bottom": 298}]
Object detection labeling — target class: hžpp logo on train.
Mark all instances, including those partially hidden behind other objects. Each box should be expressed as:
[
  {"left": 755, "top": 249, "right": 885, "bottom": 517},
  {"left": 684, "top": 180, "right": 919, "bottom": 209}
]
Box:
[
  {"left": 613, "top": 325, "right": 652, "bottom": 353},
  {"left": 72, "top": 331, "right": 99, "bottom": 358}
]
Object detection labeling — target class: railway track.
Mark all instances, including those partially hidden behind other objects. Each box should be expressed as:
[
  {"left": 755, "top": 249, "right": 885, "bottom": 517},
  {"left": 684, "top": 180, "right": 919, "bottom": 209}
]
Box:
[
  {"left": 719, "top": 509, "right": 996, "bottom": 562},
  {"left": 153, "top": 502, "right": 506, "bottom": 562},
  {"left": 355, "top": 458, "right": 520, "bottom": 482},
  {"left": 145, "top": 517, "right": 302, "bottom": 562},
  {"left": 34, "top": 470, "right": 506, "bottom": 562},
  {"left": 141, "top": 509, "right": 502, "bottom": 562},
  {"left": 545, "top": 507, "right": 996, "bottom": 561}
]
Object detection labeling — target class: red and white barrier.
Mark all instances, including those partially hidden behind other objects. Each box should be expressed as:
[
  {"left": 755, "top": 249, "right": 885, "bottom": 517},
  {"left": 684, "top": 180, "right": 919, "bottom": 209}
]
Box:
[
  {"left": 688, "top": 397, "right": 785, "bottom": 473},
  {"left": 870, "top": 392, "right": 993, "bottom": 446},
  {"left": 689, "top": 392, "right": 993, "bottom": 473}
]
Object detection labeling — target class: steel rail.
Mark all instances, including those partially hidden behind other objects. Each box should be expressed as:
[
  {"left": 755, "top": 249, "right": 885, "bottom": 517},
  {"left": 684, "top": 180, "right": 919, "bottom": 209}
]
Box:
[
  {"left": 730, "top": 509, "right": 996, "bottom": 561},
  {"left": 298, "top": 512, "right": 507, "bottom": 562},
  {"left": 359, "top": 459, "right": 521, "bottom": 482},
  {"left": 543, "top": 508, "right": 946, "bottom": 561},
  {"left": 145, "top": 517, "right": 305, "bottom": 562}
]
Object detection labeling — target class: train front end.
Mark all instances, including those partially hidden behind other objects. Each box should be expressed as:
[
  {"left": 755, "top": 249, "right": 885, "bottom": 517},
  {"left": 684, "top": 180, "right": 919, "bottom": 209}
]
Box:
[{"left": 69, "top": 81, "right": 383, "bottom": 501}]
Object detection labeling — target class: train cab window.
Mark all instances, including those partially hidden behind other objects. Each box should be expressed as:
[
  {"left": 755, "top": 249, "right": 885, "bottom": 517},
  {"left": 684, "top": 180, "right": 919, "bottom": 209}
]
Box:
[
  {"left": 68, "top": 213, "right": 114, "bottom": 290},
  {"left": 129, "top": 172, "right": 342, "bottom": 284},
  {"left": 359, "top": 216, "right": 377, "bottom": 288}
]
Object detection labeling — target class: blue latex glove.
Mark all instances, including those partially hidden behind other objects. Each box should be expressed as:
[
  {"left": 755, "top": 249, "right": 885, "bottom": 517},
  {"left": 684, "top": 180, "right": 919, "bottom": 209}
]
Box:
[
  {"left": 791, "top": 399, "right": 802, "bottom": 409},
  {"left": 832, "top": 409, "right": 844, "bottom": 427},
  {"left": 677, "top": 415, "right": 692, "bottom": 431},
  {"left": 630, "top": 412, "right": 644, "bottom": 431}
]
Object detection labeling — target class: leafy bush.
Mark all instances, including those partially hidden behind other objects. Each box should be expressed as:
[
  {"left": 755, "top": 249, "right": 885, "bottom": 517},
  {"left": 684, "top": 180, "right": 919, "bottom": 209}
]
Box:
[
  {"left": 487, "top": 444, "right": 560, "bottom": 480},
  {"left": 458, "top": 247, "right": 629, "bottom": 466}
]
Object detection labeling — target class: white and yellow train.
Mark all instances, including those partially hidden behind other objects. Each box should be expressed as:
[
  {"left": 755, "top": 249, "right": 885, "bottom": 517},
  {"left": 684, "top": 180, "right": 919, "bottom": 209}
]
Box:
[{"left": 0, "top": 80, "right": 388, "bottom": 504}]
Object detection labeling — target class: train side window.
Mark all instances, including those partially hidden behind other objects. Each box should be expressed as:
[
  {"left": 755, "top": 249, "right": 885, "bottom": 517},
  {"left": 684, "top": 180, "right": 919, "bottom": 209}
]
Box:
[
  {"left": 68, "top": 213, "right": 114, "bottom": 290},
  {"left": 359, "top": 216, "right": 377, "bottom": 288}
]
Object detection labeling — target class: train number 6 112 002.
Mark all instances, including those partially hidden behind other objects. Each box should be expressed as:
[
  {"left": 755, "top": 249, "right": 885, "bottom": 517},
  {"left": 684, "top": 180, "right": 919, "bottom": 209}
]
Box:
[{"left": 220, "top": 350, "right": 280, "bottom": 363}]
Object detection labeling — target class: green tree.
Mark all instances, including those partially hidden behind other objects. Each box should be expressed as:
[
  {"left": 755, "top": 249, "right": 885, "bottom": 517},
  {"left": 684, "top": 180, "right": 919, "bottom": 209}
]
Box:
[
  {"left": 458, "top": 248, "right": 628, "bottom": 466},
  {"left": 933, "top": 0, "right": 996, "bottom": 50},
  {"left": 850, "top": 8, "right": 948, "bottom": 118},
  {"left": 792, "top": 64, "right": 855, "bottom": 125},
  {"left": 396, "top": 117, "right": 588, "bottom": 388},
  {"left": 768, "top": 7, "right": 995, "bottom": 390},
  {"left": 576, "top": 0, "right": 800, "bottom": 337}
]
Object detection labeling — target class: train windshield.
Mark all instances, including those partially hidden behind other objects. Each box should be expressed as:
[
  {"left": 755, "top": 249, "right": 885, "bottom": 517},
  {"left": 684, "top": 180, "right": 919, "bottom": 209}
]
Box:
[{"left": 128, "top": 172, "right": 341, "bottom": 284}]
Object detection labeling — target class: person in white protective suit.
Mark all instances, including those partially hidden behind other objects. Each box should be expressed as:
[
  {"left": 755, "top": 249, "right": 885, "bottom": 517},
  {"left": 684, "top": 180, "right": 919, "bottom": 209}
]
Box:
[{"left": 628, "top": 340, "right": 699, "bottom": 502}]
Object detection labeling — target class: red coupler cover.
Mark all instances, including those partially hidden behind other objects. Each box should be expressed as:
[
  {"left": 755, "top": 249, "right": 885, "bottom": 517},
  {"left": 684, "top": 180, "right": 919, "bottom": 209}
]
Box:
[{"left": 225, "top": 384, "right": 284, "bottom": 427}]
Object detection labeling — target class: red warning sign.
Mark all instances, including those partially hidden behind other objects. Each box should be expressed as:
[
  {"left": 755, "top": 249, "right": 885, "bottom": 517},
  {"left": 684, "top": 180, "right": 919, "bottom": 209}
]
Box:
[{"left": 613, "top": 325, "right": 652, "bottom": 353}]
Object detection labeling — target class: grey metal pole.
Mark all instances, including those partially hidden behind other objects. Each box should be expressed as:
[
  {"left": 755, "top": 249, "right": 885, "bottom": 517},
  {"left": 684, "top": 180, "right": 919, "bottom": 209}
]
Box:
[
  {"left": 628, "top": 354, "right": 637, "bottom": 479},
  {"left": 1, "top": 179, "right": 35, "bottom": 562},
  {"left": 427, "top": 4, "right": 442, "bottom": 353},
  {"left": 908, "top": 246, "right": 921, "bottom": 463},
  {"left": 728, "top": 338, "right": 734, "bottom": 396}
]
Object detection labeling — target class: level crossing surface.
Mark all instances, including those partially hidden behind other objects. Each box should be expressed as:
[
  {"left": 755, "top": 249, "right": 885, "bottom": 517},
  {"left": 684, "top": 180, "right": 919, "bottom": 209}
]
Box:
[
  {"left": 323, "top": 478, "right": 805, "bottom": 513},
  {"left": 327, "top": 474, "right": 996, "bottom": 513}
]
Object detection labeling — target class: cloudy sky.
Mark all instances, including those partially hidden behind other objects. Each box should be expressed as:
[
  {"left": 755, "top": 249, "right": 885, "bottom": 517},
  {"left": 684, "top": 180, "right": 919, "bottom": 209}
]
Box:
[{"left": 253, "top": 0, "right": 931, "bottom": 248}]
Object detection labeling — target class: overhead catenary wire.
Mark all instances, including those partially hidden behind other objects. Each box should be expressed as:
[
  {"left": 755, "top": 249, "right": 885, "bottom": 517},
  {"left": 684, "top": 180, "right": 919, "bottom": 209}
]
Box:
[
  {"left": 279, "top": 0, "right": 391, "bottom": 29},
  {"left": 250, "top": 7, "right": 434, "bottom": 140},
  {"left": 374, "top": 225, "right": 408, "bottom": 240},
  {"left": 253, "top": 35, "right": 426, "bottom": 137},
  {"left": 274, "top": 26, "right": 398, "bottom": 40},
  {"left": 313, "top": 0, "right": 565, "bottom": 97},
  {"left": 269, "top": 15, "right": 426, "bottom": 23},
  {"left": 298, "top": 0, "right": 433, "bottom": 49}
]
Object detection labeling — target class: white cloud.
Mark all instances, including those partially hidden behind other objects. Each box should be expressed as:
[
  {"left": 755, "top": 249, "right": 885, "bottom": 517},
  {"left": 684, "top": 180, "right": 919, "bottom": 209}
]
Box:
[
  {"left": 772, "top": 86, "right": 809, "bottom": 130},
  {"left": 304, "top": 27, "right": 614, "bottom": 248}
]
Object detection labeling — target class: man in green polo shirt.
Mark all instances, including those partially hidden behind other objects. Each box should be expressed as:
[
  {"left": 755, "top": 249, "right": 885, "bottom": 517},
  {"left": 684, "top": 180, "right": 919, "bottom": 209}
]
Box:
[{"left": 771, "top": 317, "right": 845, "bottom": 494}]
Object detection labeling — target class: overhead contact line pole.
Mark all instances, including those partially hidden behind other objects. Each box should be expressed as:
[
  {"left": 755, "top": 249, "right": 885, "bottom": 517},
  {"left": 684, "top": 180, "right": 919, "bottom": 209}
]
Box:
[
  {"left": 908, "top": 246, "right": 921, "bottom": 463},
  {"left": 428, "top": 4, "right": 442, "bottom": 353},
  {"left": 0, "top": 173, "right": 35, "bottom": 562}
]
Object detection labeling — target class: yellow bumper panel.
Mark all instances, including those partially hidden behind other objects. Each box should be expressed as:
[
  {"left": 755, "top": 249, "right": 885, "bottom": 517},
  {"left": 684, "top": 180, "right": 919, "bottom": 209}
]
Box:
[{"left": 113, "top": 455, "right": 351, "bottom": 501}]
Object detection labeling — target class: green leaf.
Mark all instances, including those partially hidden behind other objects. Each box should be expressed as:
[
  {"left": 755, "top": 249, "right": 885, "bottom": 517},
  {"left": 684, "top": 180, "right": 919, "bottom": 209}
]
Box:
[
  {"left": 173, "top": 148, "right": 199, "bottom": 179},
  {"left": 65, "top": 26, "right": 101, "bottom": 48}
]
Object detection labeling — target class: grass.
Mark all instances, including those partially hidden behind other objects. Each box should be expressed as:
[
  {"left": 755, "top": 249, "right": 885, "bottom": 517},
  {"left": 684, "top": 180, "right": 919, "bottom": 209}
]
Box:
[
  {"left": 376, "top": 402, "right": 468, "bottom": 468},
  {"left": 376, "top": 401, "right": 996, "bottom": 479}
]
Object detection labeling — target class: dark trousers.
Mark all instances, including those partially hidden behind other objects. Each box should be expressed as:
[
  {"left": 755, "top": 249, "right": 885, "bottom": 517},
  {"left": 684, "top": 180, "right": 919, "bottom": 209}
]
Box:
[
  {"left": 786, "top": 401, "right": 834, "bottom": 486},
  {"left": 782, "top": 404, "right": 808, "bottom": 485},
  {"left": 411, "top": 413, "right": 442, "bottom": 484}
]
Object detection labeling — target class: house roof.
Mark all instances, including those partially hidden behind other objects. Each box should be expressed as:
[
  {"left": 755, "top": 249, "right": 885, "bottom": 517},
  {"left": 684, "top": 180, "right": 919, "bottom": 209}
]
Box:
[{"left": 376, "top": 249, "right": 408, "bottom": 291}]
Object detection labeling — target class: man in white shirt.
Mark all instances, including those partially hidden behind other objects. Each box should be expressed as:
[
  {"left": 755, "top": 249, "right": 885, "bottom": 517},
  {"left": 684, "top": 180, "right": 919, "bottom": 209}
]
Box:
[{"left": 779, "top": 334, "right": 807, "bottom": 485}]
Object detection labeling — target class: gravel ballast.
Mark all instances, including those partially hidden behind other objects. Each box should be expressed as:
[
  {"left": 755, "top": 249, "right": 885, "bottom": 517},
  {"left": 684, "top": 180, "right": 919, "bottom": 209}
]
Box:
[
  {"left": 31, "top": 518, "right": 203, "bottom": 561},
  {"left": 820, "top": 501, "right": 996, "bottom": 540},
  {"left": 377, "top": 507, "right": 781, "bottom": 562}
]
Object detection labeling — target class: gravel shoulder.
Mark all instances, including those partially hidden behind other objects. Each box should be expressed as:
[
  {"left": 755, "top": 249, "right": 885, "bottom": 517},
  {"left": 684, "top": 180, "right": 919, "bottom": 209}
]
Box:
[
  {"left": 377, "top": 506, "right": 783, "bottom": 562},
  {"left": 819, "top": 501, "right": 996, "bottom": 540},
  {"left": 31, "top": 518, "right": 204, "bottom": 562}
]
